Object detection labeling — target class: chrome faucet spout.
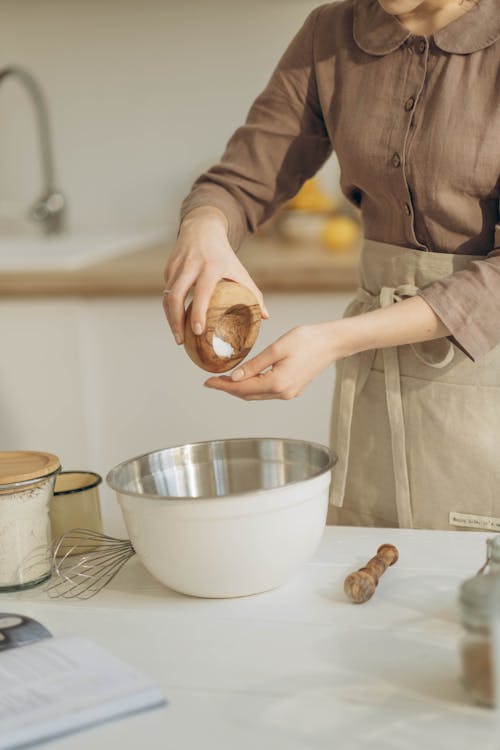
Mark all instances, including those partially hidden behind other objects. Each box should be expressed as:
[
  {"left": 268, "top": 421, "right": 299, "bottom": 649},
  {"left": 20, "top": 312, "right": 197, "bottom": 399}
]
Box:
[{"left": 0, "top": 65, "right": 66, "bottom": 234}]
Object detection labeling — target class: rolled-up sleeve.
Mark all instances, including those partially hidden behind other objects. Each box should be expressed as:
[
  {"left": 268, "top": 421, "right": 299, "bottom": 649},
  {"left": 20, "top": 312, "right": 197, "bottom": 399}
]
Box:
[
  {"left": 180, "top": 5, "right": 332, "bottom": 251},
  {"left": 419, "top": 240, "right": 500, "bottom": 361}
]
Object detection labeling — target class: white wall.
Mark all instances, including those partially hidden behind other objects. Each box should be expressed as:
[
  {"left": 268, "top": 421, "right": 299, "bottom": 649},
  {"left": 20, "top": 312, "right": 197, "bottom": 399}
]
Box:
[
  {"left": 0, "top": 0, "right": 339, "bottom": 238},
  {"left": 0, "top": 1, "right": 348, "bottom": 536}
]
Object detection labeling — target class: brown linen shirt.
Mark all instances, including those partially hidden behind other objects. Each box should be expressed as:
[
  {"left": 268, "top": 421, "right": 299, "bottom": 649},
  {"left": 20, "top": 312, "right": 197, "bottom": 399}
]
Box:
[{"left": 180, "top": 0, "right": 500, "bottom": 361}]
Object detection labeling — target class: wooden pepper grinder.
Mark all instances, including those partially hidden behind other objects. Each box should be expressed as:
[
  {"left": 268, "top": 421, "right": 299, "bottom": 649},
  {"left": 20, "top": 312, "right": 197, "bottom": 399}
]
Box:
[{"left": 344, "top": 544, "right": 399, "bottom": 604}]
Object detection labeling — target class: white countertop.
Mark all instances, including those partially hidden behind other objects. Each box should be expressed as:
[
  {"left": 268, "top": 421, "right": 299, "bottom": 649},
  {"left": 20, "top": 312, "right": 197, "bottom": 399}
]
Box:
[{"left": 3, "top": 527, "right": 499, "bottom": 750}]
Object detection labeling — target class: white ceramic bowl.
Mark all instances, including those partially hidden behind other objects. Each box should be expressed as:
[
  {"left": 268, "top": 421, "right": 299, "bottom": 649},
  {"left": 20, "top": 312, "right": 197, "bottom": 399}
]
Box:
[{"left": 107, "top": 438, "right": 335, "bottom": 598}]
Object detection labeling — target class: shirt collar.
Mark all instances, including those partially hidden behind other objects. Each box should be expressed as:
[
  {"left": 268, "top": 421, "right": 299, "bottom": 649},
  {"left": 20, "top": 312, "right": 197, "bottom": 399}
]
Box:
[{"left": 353, "top": 0, "right": 500, "bottom": 56}]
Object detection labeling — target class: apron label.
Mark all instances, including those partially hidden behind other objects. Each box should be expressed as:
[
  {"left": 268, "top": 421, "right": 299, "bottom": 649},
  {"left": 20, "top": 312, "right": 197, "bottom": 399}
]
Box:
[{"left": 449, "top": 512, "right": 500, "bottom": 531}]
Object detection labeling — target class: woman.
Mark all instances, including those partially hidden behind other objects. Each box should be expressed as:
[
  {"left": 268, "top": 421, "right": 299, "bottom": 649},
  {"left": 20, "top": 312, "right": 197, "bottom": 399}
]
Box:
[{"left": 163, "top": 0, "right": 500, "bottom": 531}]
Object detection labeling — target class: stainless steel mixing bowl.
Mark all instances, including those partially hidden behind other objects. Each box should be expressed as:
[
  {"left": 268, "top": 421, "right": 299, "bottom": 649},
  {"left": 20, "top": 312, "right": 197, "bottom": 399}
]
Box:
[
  {"left": 107, "top": 437, "right": 334, "bottom": 500},
  {"left": 107, "top": 437, "right": 336, "bottom": 598}
]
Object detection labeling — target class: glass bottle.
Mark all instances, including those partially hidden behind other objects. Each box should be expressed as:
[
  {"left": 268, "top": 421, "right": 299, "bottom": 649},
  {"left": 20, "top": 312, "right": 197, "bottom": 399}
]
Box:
[
  {"left": 459, "top": 571, "right": 500, "bottom": 707},
  {"left": 477, "top": 535, "right": 500, "bottom": 575}
]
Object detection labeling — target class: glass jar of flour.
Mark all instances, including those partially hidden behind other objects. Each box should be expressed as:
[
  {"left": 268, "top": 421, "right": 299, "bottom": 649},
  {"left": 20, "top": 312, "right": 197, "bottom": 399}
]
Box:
[{"left": 0, "top": 451, "right": 60, "bottom": 591}]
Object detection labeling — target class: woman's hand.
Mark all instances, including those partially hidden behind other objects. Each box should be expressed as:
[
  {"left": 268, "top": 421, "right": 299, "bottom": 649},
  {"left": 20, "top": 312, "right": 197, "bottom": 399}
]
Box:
[
  {"left": 163, "top": 206, "right": 268, "bottom": 345},
  {"left": 204, "top": 322, "right": 343, "bottom": 400},
  {"left": 202, "top": 295, "right": 451, "bottom": 402}
]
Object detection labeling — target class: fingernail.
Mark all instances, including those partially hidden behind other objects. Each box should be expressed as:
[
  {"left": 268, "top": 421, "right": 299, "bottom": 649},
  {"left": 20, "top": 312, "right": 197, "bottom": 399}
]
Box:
[
  {"left": 231, "top": 368, "right": 244, "bottom": 381},
  {"left": 193, "top": 322, "right": 203, "bottom": 336},
  {"left": 174, "top": 333, "right": 183, "bottom": 345}
]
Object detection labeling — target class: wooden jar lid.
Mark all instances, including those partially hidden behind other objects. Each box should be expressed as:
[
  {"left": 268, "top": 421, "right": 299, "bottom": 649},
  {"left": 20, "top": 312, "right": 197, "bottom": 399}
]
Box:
[{"left": 0, "top": 451, "right": 61, "bottom": 486}]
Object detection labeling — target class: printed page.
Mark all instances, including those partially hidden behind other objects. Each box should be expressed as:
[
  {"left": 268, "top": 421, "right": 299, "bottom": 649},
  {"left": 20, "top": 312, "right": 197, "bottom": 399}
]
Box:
[{"left": 0, "top": 636, "right": 166, "bottom": 750}]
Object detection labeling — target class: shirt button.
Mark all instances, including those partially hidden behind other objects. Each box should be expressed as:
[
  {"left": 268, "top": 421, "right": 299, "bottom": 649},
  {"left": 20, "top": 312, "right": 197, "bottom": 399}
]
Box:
[
  {"left": 417, "top": 38, "right": 427, "bottom": 54},
  {"left": 391, "top": 153, "right": 401, "bottom": 168},
  {"left": 404, "top": 203, "right": 411, "bottom": 216},
  {"left": 405, "top": 96, "right": 415, "bottom": 111}
]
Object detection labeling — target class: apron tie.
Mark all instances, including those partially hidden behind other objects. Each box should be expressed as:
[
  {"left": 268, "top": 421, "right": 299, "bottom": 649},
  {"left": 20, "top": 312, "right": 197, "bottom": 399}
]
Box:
[{"left": 331, "top": 284, "right": 455, "bottom": 528}]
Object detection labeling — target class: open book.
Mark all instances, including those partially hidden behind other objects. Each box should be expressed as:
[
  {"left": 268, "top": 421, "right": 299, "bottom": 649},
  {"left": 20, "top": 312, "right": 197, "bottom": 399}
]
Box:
[{"left": 0, "top": 618, "right": 166, "bottom": 750}]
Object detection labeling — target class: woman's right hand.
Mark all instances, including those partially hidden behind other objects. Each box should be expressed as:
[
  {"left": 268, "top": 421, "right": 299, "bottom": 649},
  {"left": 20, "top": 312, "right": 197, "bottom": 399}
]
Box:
[{"left": 163, "top": 206, "right": 269, "bottom": 345}]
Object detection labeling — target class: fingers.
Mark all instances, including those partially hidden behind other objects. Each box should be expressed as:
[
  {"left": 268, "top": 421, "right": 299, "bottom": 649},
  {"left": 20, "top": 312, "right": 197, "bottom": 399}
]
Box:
[
  {"left": 204, "top": 372, "right": 277, "bottom": 400},
  {"left": 229, "top": 343, "right": 279, "bottom": 382},
  {"left": 204, "top": 360, "right": 296, "bottom": 401},
  {"left": 163, "top": 265, "right": 199, "bottom": 344},
  {"left": 190, "top": 272, "right": 220, "bottom": 334},
  {"left": 204, "top": 341, "right": 298, "bottom": 400},
  {"left": 222, "top": 268, "right": 268, "bottom": 320},
  {"left": 239, "top": 273, "right": 269, "bottom": 319},
  {"left": 162, "top": 245, "right": 269, "bottom": 345}
]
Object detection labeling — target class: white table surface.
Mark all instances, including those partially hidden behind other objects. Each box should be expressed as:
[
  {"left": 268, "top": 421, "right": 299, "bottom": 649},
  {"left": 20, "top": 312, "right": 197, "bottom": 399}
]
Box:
[{"left": 2, "top": 526, "right": 500, "bottom": 750}]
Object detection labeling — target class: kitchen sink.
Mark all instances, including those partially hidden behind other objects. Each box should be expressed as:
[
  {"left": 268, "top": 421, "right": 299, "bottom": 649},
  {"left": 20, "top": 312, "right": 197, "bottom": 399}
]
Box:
[{"left": 0, "top": 228, "right": 167, "bottom": 272}]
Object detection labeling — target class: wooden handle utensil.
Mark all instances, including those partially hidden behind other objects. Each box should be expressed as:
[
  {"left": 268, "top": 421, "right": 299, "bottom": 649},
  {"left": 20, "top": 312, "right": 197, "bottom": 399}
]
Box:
[{"left": 344, "top": 543, "right": 399, "bottom": 604}]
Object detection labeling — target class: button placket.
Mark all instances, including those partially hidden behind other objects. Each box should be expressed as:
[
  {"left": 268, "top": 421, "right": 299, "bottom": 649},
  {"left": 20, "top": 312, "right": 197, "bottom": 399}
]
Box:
[
  {"left": 396, "top": 40, "right": 429, "bottom": 248},
  {"left": 402, "top": 39, "right": 429, "bottom": 250}
]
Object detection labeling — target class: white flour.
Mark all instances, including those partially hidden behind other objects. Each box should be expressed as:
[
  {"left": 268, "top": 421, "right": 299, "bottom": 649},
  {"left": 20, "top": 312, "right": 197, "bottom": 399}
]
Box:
[
  {"left": 212, "top": 334, "right": 234, "bottom": 358},
  {"left": 0, "top": 477, "right": 52, "bottom": 588}
]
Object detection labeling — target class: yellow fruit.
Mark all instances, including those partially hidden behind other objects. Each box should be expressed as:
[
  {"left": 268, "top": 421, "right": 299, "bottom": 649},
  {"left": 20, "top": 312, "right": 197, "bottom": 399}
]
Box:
[
  {"left": 288, "top": 178, "right": 336, "bottom": 212},
  {"left": 321, "top": 215, "right": 360, "bottom": 251}
]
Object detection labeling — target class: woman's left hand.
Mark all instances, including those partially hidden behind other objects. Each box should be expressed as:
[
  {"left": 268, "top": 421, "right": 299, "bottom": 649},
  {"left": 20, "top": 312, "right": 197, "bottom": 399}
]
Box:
[
  {"left": 204, "top": 322, "right": 341, "bottom": 400},
  {"left": 204, "top": 295, "right": 453, "bottom": 401}
]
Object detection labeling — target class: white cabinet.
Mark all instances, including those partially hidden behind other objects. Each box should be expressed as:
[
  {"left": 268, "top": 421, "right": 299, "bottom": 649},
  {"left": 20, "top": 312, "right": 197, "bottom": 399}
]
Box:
[{"left": 0, "top": 292, "right": 351, "bottom": 532}]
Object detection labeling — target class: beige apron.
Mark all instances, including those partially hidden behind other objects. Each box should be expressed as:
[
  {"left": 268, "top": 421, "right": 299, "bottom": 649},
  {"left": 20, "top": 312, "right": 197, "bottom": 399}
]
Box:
[{"left": 327, "top": 239, "right": 500, "bottom": 531}]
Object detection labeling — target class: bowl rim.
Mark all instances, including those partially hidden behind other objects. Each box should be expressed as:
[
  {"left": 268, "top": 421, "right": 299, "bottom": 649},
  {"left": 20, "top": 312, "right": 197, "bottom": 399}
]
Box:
[{"left": 106, "top": 436, "right": 337, "bottom": 502}]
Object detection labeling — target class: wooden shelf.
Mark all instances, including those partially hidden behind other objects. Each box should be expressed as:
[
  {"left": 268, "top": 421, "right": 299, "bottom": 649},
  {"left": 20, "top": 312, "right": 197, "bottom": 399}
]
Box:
[
  {"left": 240, "top": 234, "right": 360, "bottom": 292},
  {"left": 0, "top": 234, "right": 360, "bottom": 297}
]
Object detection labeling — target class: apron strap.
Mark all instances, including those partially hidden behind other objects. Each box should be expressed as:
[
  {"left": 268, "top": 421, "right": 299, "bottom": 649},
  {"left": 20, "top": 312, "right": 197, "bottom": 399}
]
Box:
[{"left": 331, "top": 284, "right": 455, "bottom": 528}]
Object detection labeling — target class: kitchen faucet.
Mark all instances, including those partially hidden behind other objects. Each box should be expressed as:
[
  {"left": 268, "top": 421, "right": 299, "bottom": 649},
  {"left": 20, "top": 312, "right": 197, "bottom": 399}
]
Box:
[{"left": 0, "top": 65, "right": 65, "bottom": 234}]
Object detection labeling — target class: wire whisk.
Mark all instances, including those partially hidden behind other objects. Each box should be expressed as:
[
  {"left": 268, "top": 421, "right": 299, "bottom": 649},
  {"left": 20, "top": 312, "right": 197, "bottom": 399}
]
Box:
[{"left": 48, "top": 528, "right": 135, "bottom": 599}]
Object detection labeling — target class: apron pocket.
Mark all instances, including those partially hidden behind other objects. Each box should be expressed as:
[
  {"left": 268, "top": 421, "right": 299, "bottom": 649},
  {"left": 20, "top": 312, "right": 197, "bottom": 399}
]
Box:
[{"left": 402, "top": 375, "right": 500, "bottom": 530}]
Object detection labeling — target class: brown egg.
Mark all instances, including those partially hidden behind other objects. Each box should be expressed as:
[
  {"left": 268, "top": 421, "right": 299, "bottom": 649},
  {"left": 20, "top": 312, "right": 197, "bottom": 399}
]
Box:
[{"left": 184, "top": 280, "right": 261, "bottom": 373}]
